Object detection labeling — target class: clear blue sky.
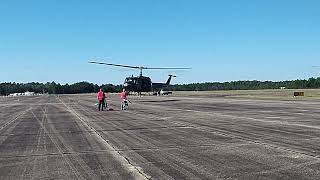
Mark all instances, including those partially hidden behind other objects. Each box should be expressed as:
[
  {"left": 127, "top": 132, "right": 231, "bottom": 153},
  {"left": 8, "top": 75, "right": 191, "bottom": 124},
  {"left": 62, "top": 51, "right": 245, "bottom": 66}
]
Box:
[{"left": 0, "top": 0, "right": 319, "bottom": 85}]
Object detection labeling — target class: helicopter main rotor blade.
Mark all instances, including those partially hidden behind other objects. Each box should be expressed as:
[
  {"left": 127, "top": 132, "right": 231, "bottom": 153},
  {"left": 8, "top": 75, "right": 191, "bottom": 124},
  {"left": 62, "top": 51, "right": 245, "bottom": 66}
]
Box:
[
  {"left": 143, "top": 67, "right": 192, "bottom": 70},
  {"left": 89, "top": 61, "right": 140, "bottom": 69},
  {"left": 89, "top": 61, "right": 191, "bottom": 70}
]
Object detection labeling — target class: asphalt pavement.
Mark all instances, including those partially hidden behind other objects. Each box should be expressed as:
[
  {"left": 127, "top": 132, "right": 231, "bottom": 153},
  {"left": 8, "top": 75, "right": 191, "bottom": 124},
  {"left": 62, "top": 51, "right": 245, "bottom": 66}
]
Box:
[{"left": 1, "top": 94, "right": 320, "bottom": 179}]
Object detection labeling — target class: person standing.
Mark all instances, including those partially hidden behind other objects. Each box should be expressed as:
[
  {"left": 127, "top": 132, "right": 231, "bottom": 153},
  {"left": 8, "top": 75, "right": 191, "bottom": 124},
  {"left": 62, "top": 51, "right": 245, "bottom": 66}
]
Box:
[
  {"left": 103, "top": 91, "right": 107, "bottom": 109},
  {"left": 97, "top": 89, "right": 104, "bottom": 111},
  {"left": 120, "top": 89, "right": 127, "bottom": 101},
  {"left": 120, "top": 89, "right": 129, "bottom": 110}
]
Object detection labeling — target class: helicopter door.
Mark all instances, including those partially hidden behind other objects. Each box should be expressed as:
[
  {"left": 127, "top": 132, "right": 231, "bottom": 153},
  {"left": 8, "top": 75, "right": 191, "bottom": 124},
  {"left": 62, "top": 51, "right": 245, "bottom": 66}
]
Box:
[
  {"left": 142, "top": 78, "right": 152, "bottom": 91},
  {"left": 135, "top": 78, "right": 143, "bottom": 91}
]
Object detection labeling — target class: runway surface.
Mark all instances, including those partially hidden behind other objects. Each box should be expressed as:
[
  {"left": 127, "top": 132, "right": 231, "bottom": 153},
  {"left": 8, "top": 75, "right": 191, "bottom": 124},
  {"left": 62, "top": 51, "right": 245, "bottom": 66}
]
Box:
[{"left": 1, "top": 94, "right": 320, "bottom": 179}]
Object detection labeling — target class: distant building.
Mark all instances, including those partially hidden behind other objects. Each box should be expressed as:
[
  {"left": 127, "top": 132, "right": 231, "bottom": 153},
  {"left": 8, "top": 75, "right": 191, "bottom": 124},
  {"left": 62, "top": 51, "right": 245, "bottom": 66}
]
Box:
[
  {"left": 24, "top": 92, "right": 35, "bottom": 96},
  {"left": 8, "top": 92, "right": 35, "bottom": 97},
  {"left": 9, "top": 93, "right": 21, "bottom": 97},
  {"left": 280, "top": 87, "right": 286, "bottom": 90}
]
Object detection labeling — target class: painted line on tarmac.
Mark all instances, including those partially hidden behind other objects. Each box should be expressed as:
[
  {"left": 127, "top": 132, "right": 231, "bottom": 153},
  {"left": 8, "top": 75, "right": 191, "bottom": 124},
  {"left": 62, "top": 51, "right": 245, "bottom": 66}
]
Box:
[
  {"left": 265, "top": 116, "right": 281, "bottom": 119},
  {"left": 31, "top": 109, "right": 84, "bottom": 180},
  {"left": 0, "top": 103, "right": 75, "bottom": 106},
  {"left": 0, "top": 107, "right": 32, "bottom": 132},
  {"left": 57, "top": 96, "right": 151, "bottom": 180}
]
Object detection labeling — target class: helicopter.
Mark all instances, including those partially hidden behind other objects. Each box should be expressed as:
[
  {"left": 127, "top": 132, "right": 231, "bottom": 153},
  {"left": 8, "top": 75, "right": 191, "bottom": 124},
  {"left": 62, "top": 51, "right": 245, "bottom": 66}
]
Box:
[{"left": 89, "top": 61, "right": 191, "bottom": 95}]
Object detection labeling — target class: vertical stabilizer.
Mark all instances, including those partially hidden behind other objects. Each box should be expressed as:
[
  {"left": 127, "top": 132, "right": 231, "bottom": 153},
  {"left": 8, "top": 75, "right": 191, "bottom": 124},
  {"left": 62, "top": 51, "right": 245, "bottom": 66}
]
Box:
[{"left": 166, "top": 75, "right": 176, "bottom": 85}]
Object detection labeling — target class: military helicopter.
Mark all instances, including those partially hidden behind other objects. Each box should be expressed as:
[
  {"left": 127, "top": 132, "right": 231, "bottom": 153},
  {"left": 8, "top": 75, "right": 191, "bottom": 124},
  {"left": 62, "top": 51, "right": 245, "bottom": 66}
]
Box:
[{"left": 89, "top": 61, "right": 190, "bottom": 95}]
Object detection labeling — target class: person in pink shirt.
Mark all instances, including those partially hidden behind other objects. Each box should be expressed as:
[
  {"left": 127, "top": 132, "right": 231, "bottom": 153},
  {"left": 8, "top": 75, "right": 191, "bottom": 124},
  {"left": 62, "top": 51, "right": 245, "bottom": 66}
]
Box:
[
  {"left": 120, "top": 89, "right": 127, "bottom": 100},
  {"left": 97, "top": 88, "right": 105, "bottom": 111},
  {"left": 120, "top": 89, "right": 129, "bottom": 110}
]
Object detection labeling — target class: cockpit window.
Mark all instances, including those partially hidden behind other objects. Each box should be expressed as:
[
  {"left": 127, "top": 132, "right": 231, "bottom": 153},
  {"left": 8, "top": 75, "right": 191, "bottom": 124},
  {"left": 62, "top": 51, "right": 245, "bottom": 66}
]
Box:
[{"left": 125, "top": 78, "right": 133, "bottom": 82}]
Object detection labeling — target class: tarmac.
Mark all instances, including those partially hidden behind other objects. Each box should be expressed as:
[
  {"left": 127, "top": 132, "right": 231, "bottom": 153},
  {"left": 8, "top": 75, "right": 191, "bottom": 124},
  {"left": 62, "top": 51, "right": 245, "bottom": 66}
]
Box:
[{"left": 1, "top": 94, "right": 320, "bottom": 179}]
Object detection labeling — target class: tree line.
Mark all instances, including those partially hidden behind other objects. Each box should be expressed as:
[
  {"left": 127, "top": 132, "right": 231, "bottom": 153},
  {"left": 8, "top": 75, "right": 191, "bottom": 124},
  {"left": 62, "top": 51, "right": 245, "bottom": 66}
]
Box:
[
  {"left": 170, "top": 77, "right": 320, "bottom": 91},
  {"left": 1, "top": 77, "right": 320, "bottom": 95},
  {"left": 0, "top": 82, "right": 122, "bottom": 95}
]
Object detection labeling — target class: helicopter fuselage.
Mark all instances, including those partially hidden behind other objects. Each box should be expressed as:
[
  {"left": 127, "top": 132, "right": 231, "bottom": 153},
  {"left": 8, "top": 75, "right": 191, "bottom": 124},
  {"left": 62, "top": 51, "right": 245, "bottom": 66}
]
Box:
[
  {"left": 123, "top": 76, "right": 152, "bottom": 92},
  {"left": 123, "top": 75, "right": 174, "bottom": 93}
]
